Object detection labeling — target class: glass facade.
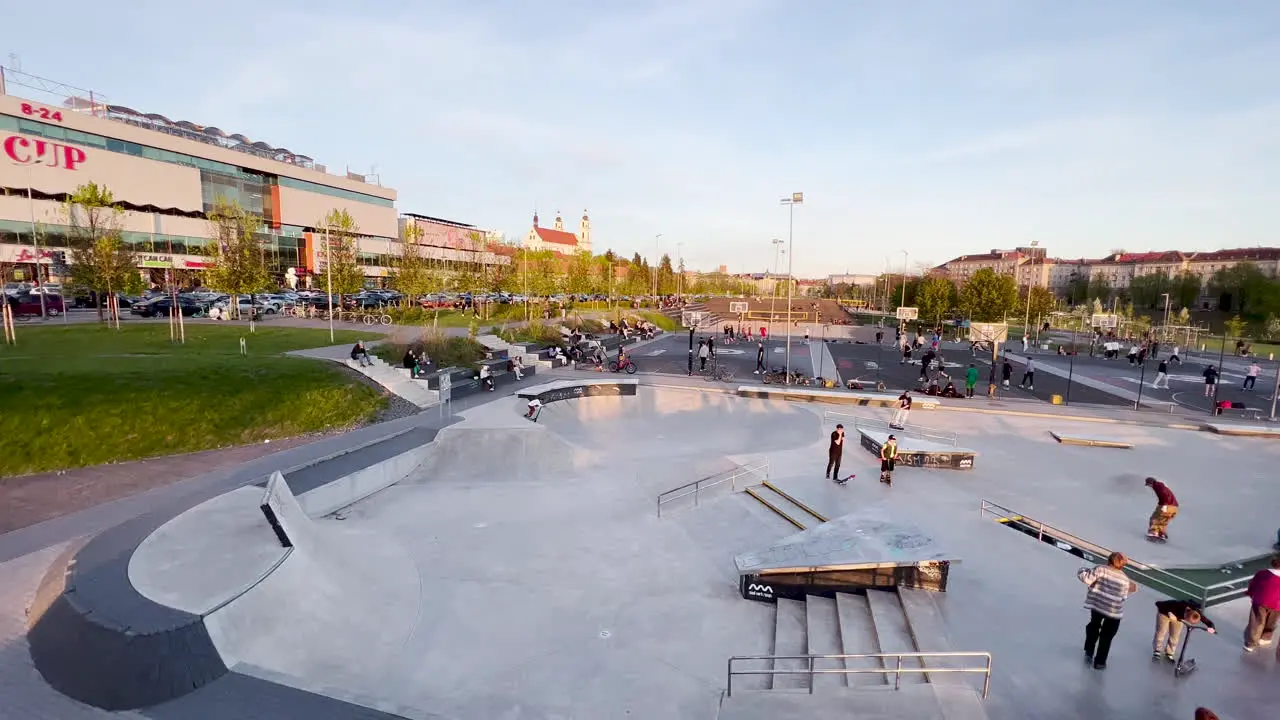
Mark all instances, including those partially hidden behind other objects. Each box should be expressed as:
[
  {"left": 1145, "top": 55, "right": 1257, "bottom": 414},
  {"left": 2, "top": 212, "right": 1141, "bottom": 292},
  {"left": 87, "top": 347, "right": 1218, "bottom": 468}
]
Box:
[{"left": 0, "top": 115, "right": 394, "bottom": 208}]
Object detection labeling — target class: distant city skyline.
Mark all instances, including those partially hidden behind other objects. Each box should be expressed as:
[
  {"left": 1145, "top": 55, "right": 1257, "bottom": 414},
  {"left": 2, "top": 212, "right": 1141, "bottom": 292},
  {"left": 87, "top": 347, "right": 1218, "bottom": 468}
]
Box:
[{"left": 5, "top": 1, "right": 1279, "bottom": 277}]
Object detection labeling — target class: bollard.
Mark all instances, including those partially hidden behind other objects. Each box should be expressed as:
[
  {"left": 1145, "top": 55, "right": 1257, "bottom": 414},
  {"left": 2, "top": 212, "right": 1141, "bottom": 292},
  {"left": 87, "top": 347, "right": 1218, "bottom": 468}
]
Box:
[{"left": 240, "top": 337, "right": 247, "bottom": 356}]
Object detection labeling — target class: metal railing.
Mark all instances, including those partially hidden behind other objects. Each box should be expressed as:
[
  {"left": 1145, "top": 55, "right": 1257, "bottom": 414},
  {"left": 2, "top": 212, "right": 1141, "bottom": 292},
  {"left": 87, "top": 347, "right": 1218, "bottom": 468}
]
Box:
[
  {"left": 978, "top": 499, "right": 1251, "bottom": 605},
  {"left": 726, "top": 652, "right": 993, "bottom": 698},
  {"left": 656, "top": 459, "right": 769, "bottom": 517},
  {"left": 824, "top": 411, "right": 959, "bottom": 446}
]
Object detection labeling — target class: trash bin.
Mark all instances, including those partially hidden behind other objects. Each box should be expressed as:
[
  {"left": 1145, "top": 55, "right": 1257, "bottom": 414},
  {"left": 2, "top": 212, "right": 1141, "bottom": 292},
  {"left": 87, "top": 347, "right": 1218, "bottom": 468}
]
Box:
[{"left": 1051, "top": 394, "right": 1064, "bottom": 405}]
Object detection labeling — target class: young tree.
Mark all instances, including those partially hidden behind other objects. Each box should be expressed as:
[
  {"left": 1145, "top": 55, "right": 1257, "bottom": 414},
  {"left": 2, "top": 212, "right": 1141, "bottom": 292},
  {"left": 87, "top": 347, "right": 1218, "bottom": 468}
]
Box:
[
  {"left": 204, "top": 197, "right": 271, "bottom": 318},
  {"left": 657, "top": 254, "right": 675, "bottom": 295},
  {"left": 958, "top": 268, "right": 1018, "bottom": 322},
  {"left": 319, "top": 209, "right": 365, "bottom": 295},
  {"left": 1022, "top": 286, "right": 1058, "bottom": 322},
  {"left": 387, "top": 222, "right": 435, "bottom": 307},
  {"left": 915, "top": 276, "right": 956, "bottom": 324},
  {"left": 567, "top": 251, "right": 595, "bottom": 296},
  {"left": 64, "top": 182, "right": 139, "bottom": 325}
]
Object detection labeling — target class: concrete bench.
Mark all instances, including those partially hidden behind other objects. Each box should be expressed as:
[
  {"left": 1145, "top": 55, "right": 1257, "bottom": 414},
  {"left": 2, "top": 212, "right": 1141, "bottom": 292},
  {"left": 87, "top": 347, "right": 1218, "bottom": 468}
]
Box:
[
  {"left": 517, "top": 378, "right": 638, "bottom": 404},
  {"left": 738, "top": 385, "right": 941, "bottom": 410},
  {"left": 858, "top": 429, "right": 976, "bottom": 470}
]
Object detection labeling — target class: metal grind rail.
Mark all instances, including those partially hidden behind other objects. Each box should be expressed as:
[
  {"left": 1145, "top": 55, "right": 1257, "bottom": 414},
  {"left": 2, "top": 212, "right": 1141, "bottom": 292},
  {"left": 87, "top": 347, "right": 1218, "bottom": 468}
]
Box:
[
  {"left": 656, "top": 459, "right": 770, "bottom": 517},
  {"left": 979, "top": 499, "right": 1248, "bottom": 605},
  {"left": 824, "top": 411, "right": 959, "bottom": 447},
  {"left": 726, "top": 652, "right": 993, "bottom": 698}
]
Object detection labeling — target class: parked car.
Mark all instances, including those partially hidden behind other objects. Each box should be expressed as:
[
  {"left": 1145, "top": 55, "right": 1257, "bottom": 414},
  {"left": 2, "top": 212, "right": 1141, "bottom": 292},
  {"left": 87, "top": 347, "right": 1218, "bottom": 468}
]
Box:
[
  {"left": 8, "top": 293, "right": 64, "bottom": 317},
  {"left": 132, "top": 296, "right": 208, "bottom": 318}
]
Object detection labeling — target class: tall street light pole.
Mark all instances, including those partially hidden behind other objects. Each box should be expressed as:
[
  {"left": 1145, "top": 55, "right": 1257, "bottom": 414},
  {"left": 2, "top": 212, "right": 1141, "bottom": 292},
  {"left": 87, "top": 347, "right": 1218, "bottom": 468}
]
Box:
[
  {"left": 653, "top": 233, "right": 662, "bottom": 301},
  {"left": 900, "top": 251, "right": 909, "bottom": 336},
  {"left": 1160, "top": 293, "right": 1171, "bottom": 341},
  {"left": 780, "top": 193, "right": 804, "bottom": 383},
  {"left": 769, "top": 238, "right": 784, "bottom": 334},
  {"left": 676, "top": 242, "right": 684, "bottom": 301}
]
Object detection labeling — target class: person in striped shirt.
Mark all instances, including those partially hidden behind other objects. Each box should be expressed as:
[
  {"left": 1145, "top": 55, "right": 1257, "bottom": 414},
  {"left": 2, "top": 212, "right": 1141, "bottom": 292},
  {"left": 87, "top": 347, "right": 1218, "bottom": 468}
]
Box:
[{"left": 1079, "top": 552, "right": 1139, "bottom": 670}]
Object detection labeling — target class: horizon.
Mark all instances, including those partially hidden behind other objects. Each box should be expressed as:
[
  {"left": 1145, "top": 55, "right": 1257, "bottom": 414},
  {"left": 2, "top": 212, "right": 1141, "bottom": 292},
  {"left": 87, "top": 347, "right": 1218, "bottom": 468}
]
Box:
[{"left": 5, "top": 0, "right": 1278, "bottom": 276}]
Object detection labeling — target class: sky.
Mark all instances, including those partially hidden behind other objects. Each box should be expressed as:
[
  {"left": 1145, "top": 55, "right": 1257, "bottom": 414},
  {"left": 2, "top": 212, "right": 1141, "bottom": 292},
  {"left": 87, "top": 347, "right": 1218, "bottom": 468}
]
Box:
[{"left": 5, "top": 1, "right": 1280, "bottom": 277}]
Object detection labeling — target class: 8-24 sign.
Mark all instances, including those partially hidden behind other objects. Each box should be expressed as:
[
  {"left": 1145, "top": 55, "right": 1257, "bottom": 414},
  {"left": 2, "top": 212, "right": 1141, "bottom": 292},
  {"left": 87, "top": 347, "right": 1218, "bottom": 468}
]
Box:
[{"left": 20, "top": 103, "right": 65, "bottom": 123}]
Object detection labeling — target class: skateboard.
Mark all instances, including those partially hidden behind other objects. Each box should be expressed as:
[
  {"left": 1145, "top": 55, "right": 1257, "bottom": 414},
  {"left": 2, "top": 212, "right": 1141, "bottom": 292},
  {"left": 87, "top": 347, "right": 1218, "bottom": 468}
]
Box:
[
  {"left": 1146, "top": 533, "right": 1168, "bottom": 544},
  {"left": 834, "top": 474, "right": 855, "bottom": 485}
]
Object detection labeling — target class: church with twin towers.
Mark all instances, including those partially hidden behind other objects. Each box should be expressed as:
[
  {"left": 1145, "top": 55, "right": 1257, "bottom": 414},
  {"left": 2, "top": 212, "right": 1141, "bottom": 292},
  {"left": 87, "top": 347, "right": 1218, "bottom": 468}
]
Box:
[{"left": 523, "top": 209, "right": 593, "bottom": 255}]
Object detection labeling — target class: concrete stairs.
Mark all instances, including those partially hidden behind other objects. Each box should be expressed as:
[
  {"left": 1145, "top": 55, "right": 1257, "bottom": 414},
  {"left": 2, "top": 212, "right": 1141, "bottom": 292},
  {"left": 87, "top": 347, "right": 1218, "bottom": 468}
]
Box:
[
  {"left": 660, "top": 302, "right": 724, "bottom": 330},
  {"left": 476, "top": 334, "right": 548, "bottom": 371},
  {"left": 345, "top": 356, "right": 439, "bottom": 408},
  {"left": 721, "top": 588, "right": 989, "bottom": 720}
]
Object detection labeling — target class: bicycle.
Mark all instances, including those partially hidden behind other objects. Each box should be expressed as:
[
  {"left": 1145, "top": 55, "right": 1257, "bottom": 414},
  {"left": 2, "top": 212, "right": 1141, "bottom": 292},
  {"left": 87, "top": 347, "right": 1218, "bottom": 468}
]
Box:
[
  {"left": 608, "top": 359, "right": 638, "bottom": 374},
  {"left": 362, "top": 311, "right": 392, "bottom": 326},
  {"left": 703, "top": 359, "right": 735, "bottom": 382}
]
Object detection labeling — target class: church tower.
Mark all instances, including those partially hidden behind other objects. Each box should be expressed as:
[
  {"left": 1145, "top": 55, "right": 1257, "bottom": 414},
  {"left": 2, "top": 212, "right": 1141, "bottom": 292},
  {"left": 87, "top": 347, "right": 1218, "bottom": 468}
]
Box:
[
  {"left": 577, "top": 209, "right": 592, "bottom": 253},
  {"left": 553, "top": 211, "right": 564, "bottom": 231}
]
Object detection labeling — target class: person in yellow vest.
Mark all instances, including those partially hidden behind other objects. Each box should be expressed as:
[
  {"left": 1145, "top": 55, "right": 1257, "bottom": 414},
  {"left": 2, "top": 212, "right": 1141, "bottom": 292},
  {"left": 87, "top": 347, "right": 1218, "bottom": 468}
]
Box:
[{"left": 880, "top": 435, "right": 899, "bottom": 485}]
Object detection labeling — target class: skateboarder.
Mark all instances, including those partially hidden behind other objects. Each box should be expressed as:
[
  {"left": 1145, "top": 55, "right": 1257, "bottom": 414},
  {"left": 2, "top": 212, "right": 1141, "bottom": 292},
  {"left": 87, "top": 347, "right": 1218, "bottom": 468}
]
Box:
[
  {"left": 1145, "top": 477, "right": 1179, "bottom": 541},
  {"left": 891, "top": 390, "right": 912, "bottom": 429},
  {"left": 879, "top": 435, "right": 898, "bottom": 485},
  {"left": 525, "top": 397, "right": 543, "bottom": 421},
  {"left": 965, "top": 363, "right": 978, "bottom": 398},
  {"left": 826, "top": 423, "right": 846, "bottom": 482},
  {"left": 1079, "top": 552, "right": 1139, "bottom": 670},
  {"left": 1152, "top": 599, "right": 1216, "bottom": 661}
]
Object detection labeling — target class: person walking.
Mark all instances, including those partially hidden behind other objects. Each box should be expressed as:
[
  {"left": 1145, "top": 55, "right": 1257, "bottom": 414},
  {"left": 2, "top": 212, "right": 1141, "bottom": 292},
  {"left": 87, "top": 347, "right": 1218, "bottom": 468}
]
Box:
[
  {"left": 1244, "top": 361, "right": 1261, "bottom": 390},
  {"left": 1202, "top": 365, "right": 1218, "bottom": 398},
  {"left": 875, "top": 329, "right": 884, "bottom": 345},
  {"left": 1170, "top": 345, "right": 1181, "bottom": 365},
  {"left": 891, "top": 390, "right": 912, "bottom": 429},
  {"left": 1145, "top": 477, "right": 1179, "bottom": 540},
  {"left": 1079, "top": 551, "right": 1139, "bottom": 670},
  {"left": 1151, "top": 599, "right": 1215, "bottom": 662},
  {"left": 1152, "top": 357, "right": 1170, "bottom": 389},
  {"left": 1020, "top": 357, "right": 1035, "bottom": 390},
  {"left": 754, "top": 341, "right": 766, "bottom": 374},
  {"left": 879, "top": 434, "right": 898, "bottom": 485},
  {"left": 901, "top": 341, "right": 912, "bottom": 365},
  {"left": 1001, "top": 358, "right": 1013, "bottom": 389},
  {"left": 1243, "top": 555, "right": 1280, "bottom": 653},
  {"left": 964, "top": 363, "right": 979, "bottom": 398},
  {"left": 826, "top": 424, "right": 846, "bottom": 483},
  {"left": 698, "top": 339, "right": 710, "bottom": 371}
]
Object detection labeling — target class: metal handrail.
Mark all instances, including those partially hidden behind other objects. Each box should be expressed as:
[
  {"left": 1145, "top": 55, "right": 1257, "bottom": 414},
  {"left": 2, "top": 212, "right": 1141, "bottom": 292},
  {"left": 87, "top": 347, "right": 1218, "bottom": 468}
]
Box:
[
  {"left": 657, "top": 459, "right": 769, "bottom": 517},
  {"left": 978, "top": 499, "right": 1236, "bottom": 604},
  {"left": 726, "top": 651, "right": 992, "bottom": 698},
  {"left": 824, "top": 411, "right": 959, "bottom": 446}
]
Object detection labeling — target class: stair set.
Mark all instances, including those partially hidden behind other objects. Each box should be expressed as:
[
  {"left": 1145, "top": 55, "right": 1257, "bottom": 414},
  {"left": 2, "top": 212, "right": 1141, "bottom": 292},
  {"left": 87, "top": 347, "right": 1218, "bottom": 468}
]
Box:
[
  {"left": 344, "top": 355, "right": 439, "bottom": 408},
  {"left": 476, "top": 334, "right": 549, "bottom": 371},
  {"left": 661, "top": 301, "right": 724, "bottom": 330}
]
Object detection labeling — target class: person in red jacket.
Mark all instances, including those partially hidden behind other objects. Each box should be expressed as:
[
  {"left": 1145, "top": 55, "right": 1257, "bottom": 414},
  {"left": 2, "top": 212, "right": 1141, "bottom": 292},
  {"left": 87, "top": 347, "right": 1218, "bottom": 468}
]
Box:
[
  {"left": 1145, "top": 477, "right": 1178, "bottom": 540},
  {"left": 1244, "top": 555, "right": 1280, "bottom": 653}
]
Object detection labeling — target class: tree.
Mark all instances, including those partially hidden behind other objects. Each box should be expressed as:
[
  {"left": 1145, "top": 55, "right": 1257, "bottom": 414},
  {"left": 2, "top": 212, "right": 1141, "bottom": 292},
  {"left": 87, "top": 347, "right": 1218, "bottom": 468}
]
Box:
[
  {"left": 204, "top": 197, "right": 270, "bottom": 318},
  {"left": 1021, "top": 286, "right": 1058, "bottom": 323},
  {"left": 64, "top": 182, "right": 139, "bottom": 325},
  {"left": 1087, "top": 274, "right": 1111, "bottom": 303},
  {"left": 387, "top": 222, "right": 438, "bottom": 307},
  {"left": 1176, "top": 307, "right": 1191, "bottom": 325},
  {"left": 915, "top": 276, "right": 955, "bottom": 324},
  {"left": 318, "top": 209, "right": 365, "bottom": 295},
  {"left": 657, "top": 254, "right": 675, "bottom": 295},
  {"left": 1128, "top": 272, "right": 1170, "bottom": 309},
  {"left": 1064, "top": 271, "right": 1090, "bottom": 305},
  {"left": 1209, "top": 262, "right": 1273, "bottom": 318},
  {"left": 1224, "top": 315, "right": 1247, "bottom": 339},
  {"left": 566, "top": 251, "right": 595, "bottom": 296},
  {"left": 958, "top": 268, "right": 1018, "bottom": 322},
  {"left": 1170, "top": 271, "right": 1201, "bottom": 310}
]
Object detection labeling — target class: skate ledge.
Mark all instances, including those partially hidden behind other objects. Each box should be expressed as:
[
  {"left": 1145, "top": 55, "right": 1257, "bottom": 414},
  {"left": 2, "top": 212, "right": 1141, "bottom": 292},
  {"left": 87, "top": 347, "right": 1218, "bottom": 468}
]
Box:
[
  {"left": 737, "top": 385, "right": 940, "bottom": 409},
  {"left": 517, "top": 378, "right": 639, "bottom": 404}
]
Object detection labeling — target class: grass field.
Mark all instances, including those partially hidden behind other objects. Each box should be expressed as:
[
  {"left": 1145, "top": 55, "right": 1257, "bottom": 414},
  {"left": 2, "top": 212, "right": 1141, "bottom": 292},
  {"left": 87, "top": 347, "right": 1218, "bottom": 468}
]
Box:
[{"left": 0, "top": 324, "right": 384, "bottom": 477}]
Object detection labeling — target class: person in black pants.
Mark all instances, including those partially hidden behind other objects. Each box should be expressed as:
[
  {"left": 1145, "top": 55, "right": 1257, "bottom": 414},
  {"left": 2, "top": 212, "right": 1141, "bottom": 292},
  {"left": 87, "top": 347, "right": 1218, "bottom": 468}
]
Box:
[
  {"left": 1078, "top": 552, "right": 1138, "bottom": 670},
  {"left": 754, "top": 341, "right": 766, "bottom": 374},
  {"left": 825, "top": 424, "right": 846, "bottom": 482}
]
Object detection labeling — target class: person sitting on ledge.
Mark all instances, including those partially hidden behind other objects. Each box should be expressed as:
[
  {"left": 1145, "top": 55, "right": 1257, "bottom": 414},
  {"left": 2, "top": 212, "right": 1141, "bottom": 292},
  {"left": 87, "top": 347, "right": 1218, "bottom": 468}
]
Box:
[{"left": 350, "top": 341, "right": 372, "bottom": 367}]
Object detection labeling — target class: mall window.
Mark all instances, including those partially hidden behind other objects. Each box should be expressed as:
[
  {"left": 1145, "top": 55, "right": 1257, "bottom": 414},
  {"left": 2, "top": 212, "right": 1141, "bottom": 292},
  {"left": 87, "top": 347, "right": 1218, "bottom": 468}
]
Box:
[{"left": 276, "top": 177, "right": 394, "bottom": 208}]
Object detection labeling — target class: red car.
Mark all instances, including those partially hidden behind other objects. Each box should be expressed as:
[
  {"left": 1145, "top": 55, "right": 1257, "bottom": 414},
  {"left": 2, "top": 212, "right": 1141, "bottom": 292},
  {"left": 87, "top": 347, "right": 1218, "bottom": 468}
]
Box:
[{"left": 8, "top": 293, "right": 65, "bottom": 317}]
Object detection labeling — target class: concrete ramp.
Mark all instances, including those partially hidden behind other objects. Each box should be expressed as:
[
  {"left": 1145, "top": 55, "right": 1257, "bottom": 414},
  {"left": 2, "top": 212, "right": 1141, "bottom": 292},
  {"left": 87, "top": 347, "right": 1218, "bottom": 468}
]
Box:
[{"left": 406, "top": 425, "right": 594, "bottom": 484}]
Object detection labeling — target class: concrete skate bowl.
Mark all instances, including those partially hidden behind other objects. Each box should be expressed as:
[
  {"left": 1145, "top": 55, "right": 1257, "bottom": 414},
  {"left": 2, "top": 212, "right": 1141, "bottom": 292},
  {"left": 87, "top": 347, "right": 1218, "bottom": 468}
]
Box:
[
  {"left": 402, "top": 424, "right": 597, "bottom": 485},
  {"left": 534, "top": 385, "right": 821, "bottom": 460}
]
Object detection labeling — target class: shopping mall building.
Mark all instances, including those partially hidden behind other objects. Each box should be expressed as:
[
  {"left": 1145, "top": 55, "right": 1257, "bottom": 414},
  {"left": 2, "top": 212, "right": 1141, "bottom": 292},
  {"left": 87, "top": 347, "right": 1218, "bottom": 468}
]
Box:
[{"left": 0, "top": 70, "right": 504, "bottom": 289}]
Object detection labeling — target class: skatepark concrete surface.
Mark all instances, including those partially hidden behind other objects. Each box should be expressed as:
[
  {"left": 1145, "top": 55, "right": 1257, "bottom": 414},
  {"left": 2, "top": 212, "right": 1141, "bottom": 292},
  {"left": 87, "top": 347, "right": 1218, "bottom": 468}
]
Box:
[{"left": 8, "top": 383, "right": 1280, "bottom": 719}]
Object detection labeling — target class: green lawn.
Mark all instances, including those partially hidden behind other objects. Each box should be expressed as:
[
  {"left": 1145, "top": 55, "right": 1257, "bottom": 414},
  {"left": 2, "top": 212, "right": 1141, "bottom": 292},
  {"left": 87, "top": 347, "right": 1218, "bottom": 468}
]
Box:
[{"left": 0, "top": 324, "right": 384, "bottom": 477}]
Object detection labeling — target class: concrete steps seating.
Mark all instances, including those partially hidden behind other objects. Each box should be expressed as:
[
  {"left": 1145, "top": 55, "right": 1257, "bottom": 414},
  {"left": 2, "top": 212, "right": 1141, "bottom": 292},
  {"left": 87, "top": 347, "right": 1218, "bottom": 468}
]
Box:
[
  {"left": 345, "top": 356, "right": 439, "bottom": 408},
  {"left": 727, "top": 589, "right": 990, "bottom": 719},
  {"left": 477, "top": 333, "right": 546, "bottom": 370}
]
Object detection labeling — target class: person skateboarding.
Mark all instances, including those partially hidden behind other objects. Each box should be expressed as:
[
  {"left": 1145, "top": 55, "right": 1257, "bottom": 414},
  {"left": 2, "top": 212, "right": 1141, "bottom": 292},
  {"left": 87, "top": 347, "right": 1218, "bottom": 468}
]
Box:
[
  {"left": 1145, "top": 477, "right": 1179, "bottom": 541},
  {"left": 879, "top": 434, "right": 898, "bottom": 485},
  {"left": 1152, "top": 599, "right": 1216, "bottom": 662},
  {"left": 826, "top": 423, "right": 846, "bottom": 483},
  {"left": 891, "top": 390, "right": 912, "bottom": 429},
  {"left": 525, "top": 397, "right": 543, "bottom": 421}
]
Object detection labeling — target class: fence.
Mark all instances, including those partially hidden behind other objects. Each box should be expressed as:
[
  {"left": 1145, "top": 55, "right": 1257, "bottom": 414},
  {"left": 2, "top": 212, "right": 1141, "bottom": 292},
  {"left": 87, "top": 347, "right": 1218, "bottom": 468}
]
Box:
[{"left": 726, "top": 652, "right": 993, "bottom": 698}]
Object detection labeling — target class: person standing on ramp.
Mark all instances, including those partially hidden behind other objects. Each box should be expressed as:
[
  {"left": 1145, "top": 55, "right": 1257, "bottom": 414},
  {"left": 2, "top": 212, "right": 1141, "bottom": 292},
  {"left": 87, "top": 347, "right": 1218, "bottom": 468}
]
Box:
[
  {"left": 891, "top": 390, "right": 912, "bottom": 429},
  {"left": 879, "top": 435, "right": 898, "bottom": 485},
  {"left": 826, "top": 423, "right": 846, "bottom": 483},
  {"left": 1145, "top": 477, "right": 1179, "bottom": 541}
]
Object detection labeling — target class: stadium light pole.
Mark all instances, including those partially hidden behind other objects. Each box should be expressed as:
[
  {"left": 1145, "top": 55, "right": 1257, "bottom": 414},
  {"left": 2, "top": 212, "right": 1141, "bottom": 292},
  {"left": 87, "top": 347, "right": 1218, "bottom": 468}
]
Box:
[
  {"left": 780, "top": 193, "right": 803, "bottom": 384},
  {"left": 769, "top": 238, "right": 784, "bottom": 335},
  {"left": 653, "top": 233, "right": 662, "bottom": 301}
]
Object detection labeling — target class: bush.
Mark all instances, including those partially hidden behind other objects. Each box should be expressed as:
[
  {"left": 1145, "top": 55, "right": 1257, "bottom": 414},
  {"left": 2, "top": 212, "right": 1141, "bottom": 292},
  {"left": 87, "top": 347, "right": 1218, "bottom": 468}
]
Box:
[{"left": 373, "top": 331, "right": 486, "bottom": 371}]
